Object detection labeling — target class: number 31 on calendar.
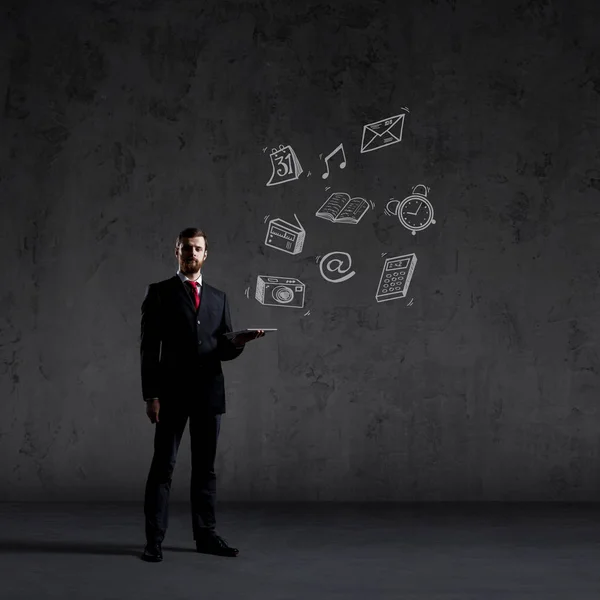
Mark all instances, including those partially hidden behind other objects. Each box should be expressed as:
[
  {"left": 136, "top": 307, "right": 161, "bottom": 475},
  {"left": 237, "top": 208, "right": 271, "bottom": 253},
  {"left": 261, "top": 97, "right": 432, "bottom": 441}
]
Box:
[{"left": 266, "top": 144, "right": 304, "bottom": 187}]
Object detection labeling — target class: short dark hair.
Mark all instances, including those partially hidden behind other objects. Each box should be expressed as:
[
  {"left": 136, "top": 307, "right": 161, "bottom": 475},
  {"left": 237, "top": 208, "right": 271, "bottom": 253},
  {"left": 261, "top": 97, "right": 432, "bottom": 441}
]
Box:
[{"left": 175, "top": 227, "right": 208, "bottom": 251}]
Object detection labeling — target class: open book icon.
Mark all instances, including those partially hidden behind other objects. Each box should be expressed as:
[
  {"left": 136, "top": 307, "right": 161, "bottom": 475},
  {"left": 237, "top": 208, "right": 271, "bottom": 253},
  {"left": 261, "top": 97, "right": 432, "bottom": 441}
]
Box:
[{"left": 315, "top": 192, "right": 370, "bottom": 225}]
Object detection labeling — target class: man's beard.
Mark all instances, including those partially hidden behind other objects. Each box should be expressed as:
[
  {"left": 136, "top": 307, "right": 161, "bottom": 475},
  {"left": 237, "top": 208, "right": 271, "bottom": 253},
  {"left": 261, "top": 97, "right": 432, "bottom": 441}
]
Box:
[{"left": 183, "top": 259, "right": 200, "bottom": 273}]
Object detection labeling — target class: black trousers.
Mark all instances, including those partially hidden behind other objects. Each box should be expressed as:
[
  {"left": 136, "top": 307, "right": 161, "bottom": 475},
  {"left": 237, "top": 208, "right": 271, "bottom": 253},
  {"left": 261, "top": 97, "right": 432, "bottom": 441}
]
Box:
[{"left": 144, "top": 399, "right": 222, "bottom": 544}]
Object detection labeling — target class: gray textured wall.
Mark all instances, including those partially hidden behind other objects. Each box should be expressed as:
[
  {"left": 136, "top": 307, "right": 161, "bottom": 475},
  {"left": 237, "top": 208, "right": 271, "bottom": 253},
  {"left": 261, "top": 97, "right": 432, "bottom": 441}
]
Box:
[{"left": 1, "top": 0, "right": 599, "bottom": 501}]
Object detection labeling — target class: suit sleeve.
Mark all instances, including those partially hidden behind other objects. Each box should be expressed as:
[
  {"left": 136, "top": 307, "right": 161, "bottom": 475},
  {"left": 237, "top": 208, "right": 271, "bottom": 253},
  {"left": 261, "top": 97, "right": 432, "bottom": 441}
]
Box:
[
  {"left": 140, "top": 283, "right": 162, "bottom": 400},
  {"left": 217, "top": 292, "right": 244, "bottom": 362}
]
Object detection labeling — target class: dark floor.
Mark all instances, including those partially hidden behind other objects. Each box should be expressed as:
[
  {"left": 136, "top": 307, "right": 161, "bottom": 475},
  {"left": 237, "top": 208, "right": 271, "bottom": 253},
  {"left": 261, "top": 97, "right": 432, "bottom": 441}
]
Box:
[{"left": 0, "top": 502, "right": 599, "bottom": 599}]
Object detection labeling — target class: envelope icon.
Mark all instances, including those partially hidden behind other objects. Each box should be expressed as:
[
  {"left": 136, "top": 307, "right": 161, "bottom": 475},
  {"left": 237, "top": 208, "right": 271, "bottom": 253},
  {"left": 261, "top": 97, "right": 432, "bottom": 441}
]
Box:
[{"left": 360, "top": 113, "right": 405, "bottom": 153}]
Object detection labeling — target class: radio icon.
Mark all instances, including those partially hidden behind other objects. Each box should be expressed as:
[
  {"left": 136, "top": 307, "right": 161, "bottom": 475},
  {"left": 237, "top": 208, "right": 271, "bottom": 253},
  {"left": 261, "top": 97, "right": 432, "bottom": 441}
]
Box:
[
  {"left": 255, "top": 275, "right": 306, "bottom": 309},
  {"left": 265, "top": 213, "right": 305, "bottom": 255}
]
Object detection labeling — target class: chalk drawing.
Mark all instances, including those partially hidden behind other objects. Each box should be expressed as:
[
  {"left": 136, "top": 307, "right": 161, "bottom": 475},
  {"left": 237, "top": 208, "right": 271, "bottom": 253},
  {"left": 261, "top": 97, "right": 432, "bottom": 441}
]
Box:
[
  {"left": 375, "top": 253, "right": 417, "bottom": 302},
  {"left": 316, "top": 192, "right": 369, "bottom": 225},
  {"left": 255, "top": 275, "right": 305, "bottom": 308},
  {"left": 321, "top": 143, "right": 347, "bottom": 179},
  {"left": 266, "top": 144, "right": 303, "bottom": 186},
  {"left": 386, "top": 184, "right": 436, "bottom": 235},
  {"left": 319, "top": 251, "right": 356, "bottom": 283},
  {"left": 265, "top": 213, "right": 305, "bottom": 255},
  {"left": 360, "top": 113, "right": 405, "bottom": 153}
]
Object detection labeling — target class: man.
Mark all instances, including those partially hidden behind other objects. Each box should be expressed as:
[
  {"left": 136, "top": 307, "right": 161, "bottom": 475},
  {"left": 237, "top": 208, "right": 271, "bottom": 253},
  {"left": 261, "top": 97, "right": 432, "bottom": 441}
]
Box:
[{"left": 140, "top": 227, "right": 263, "bottom": 563}]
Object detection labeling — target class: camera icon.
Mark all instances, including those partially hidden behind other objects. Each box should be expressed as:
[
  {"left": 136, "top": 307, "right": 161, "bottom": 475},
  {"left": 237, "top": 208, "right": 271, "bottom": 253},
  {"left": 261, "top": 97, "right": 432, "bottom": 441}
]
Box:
[{"left": 255, "top": 275, "right": 305, "bottom": 309}]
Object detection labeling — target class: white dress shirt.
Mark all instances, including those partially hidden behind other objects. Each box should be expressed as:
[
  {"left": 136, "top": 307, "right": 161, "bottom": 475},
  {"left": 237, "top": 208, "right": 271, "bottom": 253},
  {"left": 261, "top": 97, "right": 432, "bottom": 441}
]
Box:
[{"left": 177, "top": 269, "right": 202, "bottom": 287}]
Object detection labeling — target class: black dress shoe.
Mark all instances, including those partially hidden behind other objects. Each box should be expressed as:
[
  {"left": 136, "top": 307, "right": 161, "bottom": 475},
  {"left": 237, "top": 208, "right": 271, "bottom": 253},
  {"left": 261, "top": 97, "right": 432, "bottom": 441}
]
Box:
[
  {"left": 141, "top": 542, "right": 163, "bottom": 562},
  {"left": 195, "top": 533, "right": 239, "bottom": 557}
]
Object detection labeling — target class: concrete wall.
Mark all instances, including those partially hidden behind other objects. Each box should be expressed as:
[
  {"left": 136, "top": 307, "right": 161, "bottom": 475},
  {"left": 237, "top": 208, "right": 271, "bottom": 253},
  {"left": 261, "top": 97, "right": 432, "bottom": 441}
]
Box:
[{"left": 1, "top": 0, "right": 599, "bottom": 501}]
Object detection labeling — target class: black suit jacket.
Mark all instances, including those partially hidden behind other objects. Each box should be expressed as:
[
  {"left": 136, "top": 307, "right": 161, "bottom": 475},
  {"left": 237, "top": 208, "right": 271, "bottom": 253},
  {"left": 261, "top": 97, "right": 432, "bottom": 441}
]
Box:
[{"left": 140, "top": 274, "right": 244, "bottom": 413}]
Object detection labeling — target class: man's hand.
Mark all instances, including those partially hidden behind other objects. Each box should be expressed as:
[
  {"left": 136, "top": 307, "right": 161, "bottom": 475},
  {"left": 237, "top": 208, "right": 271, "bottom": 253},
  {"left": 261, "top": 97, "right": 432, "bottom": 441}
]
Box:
[
  {"left": 145, "top": 398, "right": 160, "bottom": 424},
  {"left": 230, "top": 329, "right": 265, "bottom": 347}
]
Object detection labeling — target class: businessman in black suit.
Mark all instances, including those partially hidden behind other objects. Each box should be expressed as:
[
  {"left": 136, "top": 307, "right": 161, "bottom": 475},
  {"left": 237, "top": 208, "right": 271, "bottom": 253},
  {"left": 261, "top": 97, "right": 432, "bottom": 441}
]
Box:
[{"left": 140, "top": 227, "right": 264, "bottom": 562}]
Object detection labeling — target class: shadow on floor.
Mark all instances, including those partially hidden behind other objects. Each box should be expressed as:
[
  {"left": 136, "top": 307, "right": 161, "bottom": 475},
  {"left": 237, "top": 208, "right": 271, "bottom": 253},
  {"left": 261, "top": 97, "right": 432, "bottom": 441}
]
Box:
[{"left": 0, "top": 539, "right": 161, "bottom": 557}]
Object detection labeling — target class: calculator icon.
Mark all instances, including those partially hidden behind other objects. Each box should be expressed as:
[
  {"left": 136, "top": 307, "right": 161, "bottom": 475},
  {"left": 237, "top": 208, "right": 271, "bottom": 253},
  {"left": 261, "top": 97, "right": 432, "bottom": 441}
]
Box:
[{"left": 375, "top": 253, "right": 417, "bottom": 302}]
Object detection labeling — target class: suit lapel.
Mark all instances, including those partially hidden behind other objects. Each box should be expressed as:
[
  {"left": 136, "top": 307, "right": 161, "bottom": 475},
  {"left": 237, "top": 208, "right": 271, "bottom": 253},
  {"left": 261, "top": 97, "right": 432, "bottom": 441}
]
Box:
[
  {"left": 171, "top": 275, "right": 214, "bottom": 320},
  {"left": 172, "top": 275, "right": 197, "bottom": 314},
  {"left": 197, "top": 281, "right": 213, "bottom": 323}
]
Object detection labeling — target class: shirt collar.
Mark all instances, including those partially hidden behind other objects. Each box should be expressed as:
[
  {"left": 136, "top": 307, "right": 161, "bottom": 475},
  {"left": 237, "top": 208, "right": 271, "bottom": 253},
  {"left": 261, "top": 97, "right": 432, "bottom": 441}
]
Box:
[{"left": 177, "top": 270, "right": 202, "bottom": 286}]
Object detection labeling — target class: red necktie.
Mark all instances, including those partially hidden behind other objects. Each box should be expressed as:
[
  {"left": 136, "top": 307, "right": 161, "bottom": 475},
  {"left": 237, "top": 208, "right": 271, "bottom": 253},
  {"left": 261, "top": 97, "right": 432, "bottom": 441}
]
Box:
[{"left": 186, "top": 280, "right": 200, "bottom": 310}]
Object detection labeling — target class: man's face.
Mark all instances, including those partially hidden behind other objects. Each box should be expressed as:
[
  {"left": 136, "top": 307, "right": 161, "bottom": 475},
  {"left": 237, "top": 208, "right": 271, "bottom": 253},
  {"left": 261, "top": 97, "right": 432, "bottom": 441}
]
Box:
[{"left": 176, "top": 236, "right": 207, "bottom": 276}]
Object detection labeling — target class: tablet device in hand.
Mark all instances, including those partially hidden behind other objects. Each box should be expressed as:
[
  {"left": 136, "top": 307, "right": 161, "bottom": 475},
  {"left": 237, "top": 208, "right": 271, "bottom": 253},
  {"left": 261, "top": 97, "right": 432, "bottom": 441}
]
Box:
[{"left": 223, "top": 328, "right": 277, "bottom": 340}]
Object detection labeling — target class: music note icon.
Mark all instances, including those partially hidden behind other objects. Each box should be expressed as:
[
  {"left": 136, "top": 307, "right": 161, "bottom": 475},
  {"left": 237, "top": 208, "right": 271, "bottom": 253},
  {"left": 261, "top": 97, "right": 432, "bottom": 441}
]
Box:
[{"left": 321, "top": 143, "right": 347, "bottom": 179}]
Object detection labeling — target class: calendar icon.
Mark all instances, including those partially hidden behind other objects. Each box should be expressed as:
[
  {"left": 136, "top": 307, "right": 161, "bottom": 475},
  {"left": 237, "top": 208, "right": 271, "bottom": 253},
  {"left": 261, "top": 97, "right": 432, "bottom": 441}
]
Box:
[
  {"left": 375, "top": 253, "right": 417, "bottom": 302},
  {"left": 266, "top": 144, "right": 303, "bottom": 187}
]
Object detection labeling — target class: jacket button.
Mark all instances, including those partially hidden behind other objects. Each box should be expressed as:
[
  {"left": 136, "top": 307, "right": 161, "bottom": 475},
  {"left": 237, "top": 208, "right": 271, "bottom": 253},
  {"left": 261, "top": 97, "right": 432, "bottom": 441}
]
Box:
[
  {"left": 197, "top": 320, "right": 201, "bottom": 324},
  {"left": 198, "top": 341, "right": 202, "bottom": 345}
]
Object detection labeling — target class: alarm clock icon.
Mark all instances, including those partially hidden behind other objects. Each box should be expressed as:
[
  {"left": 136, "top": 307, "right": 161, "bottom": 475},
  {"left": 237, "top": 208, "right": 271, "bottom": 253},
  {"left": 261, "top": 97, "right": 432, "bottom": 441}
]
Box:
[{"left": 386, "top": 184, "right": 436, "bottom": 235}]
